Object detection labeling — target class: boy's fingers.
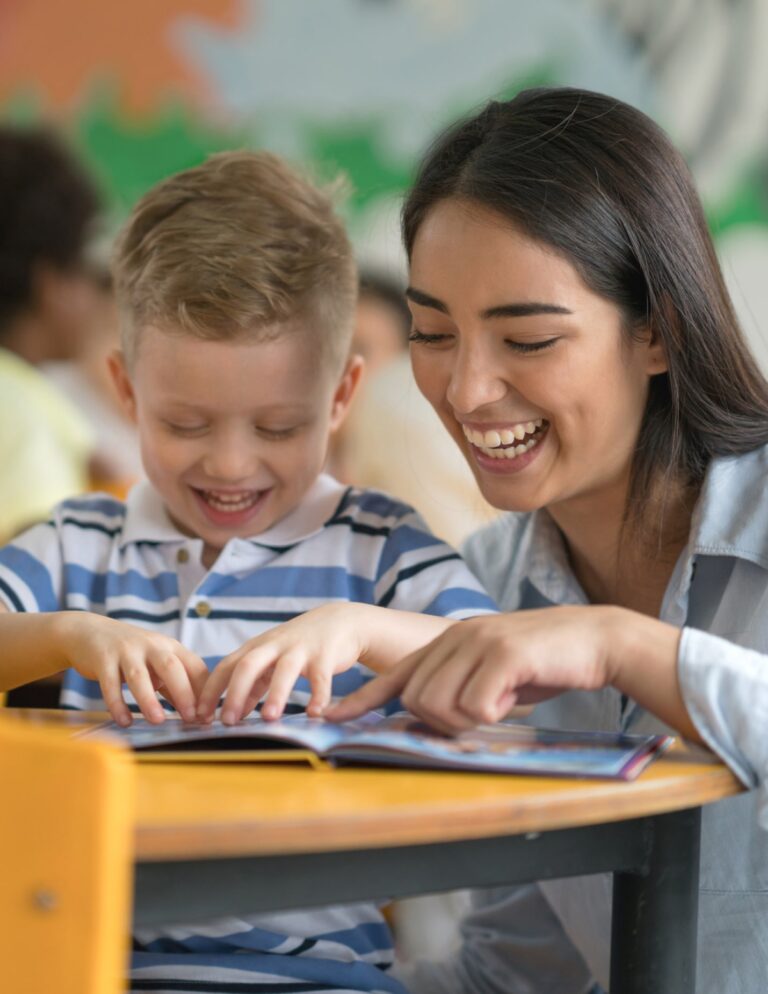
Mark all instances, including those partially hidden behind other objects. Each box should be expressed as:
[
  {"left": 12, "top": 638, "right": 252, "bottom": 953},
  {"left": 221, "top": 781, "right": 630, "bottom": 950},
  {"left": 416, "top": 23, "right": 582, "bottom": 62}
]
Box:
[
  {"left": 121, "top": 657, "right": 165, "bottom": 723},
  {"left": 221, "top": 653, "right": 278, "bottom": 724},
  {"left": 196, "top": 668, "right": 227, "bottom": 718},
  {"left": 151, "top": 652, "right": 198, "bottom": 722},
  {"left": 240, "top": 676, "right": 273, "bottom": 720},
  {"left": 260, "top": 653, "right": 305, "bottom": 721},
  {"left": 178, "top": 647, "right": 210, "bottom": 699},
  {"left": 100, "top": 662, "right": 133, "bottom": 727},
  {"left": 305, "top": 664, "right": 332, "bottom": 717},
  {"left": 197, "top": 653, "right": 244, "bottom": 718}
]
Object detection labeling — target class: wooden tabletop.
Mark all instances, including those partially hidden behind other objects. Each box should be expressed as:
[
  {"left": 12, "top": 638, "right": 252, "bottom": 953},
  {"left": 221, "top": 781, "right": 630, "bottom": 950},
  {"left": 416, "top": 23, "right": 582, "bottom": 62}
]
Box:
[
  {"left": 134, "top": 746, "right": 743, "bottom": 861},
  {"left": 6, "top": 708, "right": 743, "bottom": 861}
]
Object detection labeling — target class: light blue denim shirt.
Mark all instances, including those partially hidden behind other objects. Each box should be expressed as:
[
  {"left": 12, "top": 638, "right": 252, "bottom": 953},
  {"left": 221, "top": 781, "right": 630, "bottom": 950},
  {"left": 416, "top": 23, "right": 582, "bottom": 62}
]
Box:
[{"left": 396, "top": 445, "right": 768, "bottom": 994}]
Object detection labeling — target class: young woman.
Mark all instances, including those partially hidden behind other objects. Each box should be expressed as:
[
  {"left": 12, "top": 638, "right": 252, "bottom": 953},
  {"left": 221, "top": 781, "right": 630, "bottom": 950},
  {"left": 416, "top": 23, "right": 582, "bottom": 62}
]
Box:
[
  {"left": 199, "top": 88, "right": 768, "bottom": 993},
  {"left": 324, "top": 88, "right": 768, "bottom": 994}
]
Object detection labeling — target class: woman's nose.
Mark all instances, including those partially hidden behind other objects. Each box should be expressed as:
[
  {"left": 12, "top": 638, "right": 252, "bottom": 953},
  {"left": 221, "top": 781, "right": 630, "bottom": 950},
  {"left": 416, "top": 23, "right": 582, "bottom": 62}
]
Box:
[{"left": 446, "top": 347, "right": 508, "bottom": 416}]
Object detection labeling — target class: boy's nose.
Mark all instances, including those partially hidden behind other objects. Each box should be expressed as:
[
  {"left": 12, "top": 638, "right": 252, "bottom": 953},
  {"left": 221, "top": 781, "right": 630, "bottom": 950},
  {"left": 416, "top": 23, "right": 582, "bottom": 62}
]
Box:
[{"left": 202, "top": 434, "right": 257, "bottom": 482}]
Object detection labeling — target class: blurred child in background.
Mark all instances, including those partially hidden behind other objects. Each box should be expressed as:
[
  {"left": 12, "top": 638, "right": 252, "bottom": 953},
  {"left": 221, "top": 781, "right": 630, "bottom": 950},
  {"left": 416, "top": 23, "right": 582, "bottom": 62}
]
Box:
[
  {"left": 43, "top": 268, "right": 143, "bottom": 497},
  {"left": 333, "top": 269, "right": 497, "bottom": 546},
  {"left": 0, "top": 126, "right": 103, "bottom": 541}
]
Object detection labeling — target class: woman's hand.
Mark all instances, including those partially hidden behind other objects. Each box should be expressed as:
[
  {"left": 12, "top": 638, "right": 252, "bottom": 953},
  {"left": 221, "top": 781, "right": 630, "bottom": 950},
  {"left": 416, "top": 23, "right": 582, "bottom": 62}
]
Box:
[
  {"left": 327, "top": 605, "right": 695, "bottom": 740},
  {"left": 55, "top": 612, "right": 208, "bottom": 726},
  {"left": 326, "top": 606, "right": 622, "bottom": 733}
]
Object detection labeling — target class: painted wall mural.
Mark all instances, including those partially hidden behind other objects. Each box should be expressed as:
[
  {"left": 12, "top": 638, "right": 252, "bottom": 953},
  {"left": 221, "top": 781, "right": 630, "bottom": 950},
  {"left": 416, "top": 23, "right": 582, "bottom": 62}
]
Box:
[{"left": 2, "top": 0, "right": 768, "bottom": 363}]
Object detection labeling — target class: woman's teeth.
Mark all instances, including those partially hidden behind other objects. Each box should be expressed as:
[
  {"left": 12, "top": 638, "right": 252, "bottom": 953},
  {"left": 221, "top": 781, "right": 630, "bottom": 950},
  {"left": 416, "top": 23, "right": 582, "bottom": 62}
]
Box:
[
  {"left": 200, "top": 489, "right": 262, "bottom": 512},
  {"left": 462, "top": 419, "right": 546, "bottom": 460}
]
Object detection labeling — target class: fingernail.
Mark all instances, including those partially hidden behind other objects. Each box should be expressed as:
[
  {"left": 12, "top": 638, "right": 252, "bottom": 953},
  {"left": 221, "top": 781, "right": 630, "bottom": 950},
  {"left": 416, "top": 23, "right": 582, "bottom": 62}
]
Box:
[
  {"left": 117, "top": 714, "right": 131, "bottom": 727},
  {"left": 221, "top": 710, "right": 236, "bottom": 725}
]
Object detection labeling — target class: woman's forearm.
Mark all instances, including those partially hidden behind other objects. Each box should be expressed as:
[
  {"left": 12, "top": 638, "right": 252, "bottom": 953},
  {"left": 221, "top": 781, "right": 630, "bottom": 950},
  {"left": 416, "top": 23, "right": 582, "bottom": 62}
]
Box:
[{"left": 602, "top": 607, "right": 702, "bottom": 743}]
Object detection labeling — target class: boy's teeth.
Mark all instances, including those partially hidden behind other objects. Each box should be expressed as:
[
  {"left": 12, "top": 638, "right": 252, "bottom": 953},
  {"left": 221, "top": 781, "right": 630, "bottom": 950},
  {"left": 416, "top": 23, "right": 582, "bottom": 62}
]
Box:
[
  {"left": 461, "top": 419, "right": 546, "bottom": 460},
  {"left": 202, "top": 490, "right": 260, "bottom": 511}
]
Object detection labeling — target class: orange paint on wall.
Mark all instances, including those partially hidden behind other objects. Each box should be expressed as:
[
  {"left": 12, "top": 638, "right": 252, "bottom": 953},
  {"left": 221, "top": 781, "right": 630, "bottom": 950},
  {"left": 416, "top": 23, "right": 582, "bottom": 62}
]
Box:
[{"left": 0, "top": 0, "right": 245, "bottom": 116}]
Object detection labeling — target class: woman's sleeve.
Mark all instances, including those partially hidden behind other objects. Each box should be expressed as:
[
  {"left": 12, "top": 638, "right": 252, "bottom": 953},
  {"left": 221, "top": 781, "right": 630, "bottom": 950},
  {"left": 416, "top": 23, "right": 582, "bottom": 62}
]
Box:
[{"left": 678, "top": 627, "right": 768, "bottom": 817}]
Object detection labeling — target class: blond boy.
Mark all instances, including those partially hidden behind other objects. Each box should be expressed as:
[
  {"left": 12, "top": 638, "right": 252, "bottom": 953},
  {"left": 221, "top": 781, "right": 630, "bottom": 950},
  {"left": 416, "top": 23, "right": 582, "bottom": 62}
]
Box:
[{"left": 0, "top": 152, "right": 495, "bottom": 993}]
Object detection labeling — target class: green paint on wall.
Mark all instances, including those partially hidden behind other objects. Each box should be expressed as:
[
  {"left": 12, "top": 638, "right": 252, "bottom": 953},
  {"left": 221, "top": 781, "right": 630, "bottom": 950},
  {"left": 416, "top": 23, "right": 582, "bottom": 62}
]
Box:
[
  {"left": 708, "top": 162, "right": 768, "bottom": 236},
  {"left": 71, "top": 86, "right": 252, "bottom": 216},
  {"left": 304, "top": 118, "right": 413, "bottom": 211}
]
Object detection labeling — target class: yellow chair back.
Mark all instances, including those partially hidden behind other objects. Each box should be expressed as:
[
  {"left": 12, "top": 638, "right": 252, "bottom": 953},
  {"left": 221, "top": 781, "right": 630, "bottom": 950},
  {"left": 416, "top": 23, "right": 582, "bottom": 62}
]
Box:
[{"left": 0, "top": 712, "right": 135, "bottom": 993}]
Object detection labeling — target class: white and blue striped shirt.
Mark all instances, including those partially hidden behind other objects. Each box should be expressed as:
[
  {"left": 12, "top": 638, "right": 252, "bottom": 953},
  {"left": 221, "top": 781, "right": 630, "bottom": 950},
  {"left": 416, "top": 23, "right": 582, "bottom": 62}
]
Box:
[{"left": 0, "top": 473, "right": 496, "bottom": 994}]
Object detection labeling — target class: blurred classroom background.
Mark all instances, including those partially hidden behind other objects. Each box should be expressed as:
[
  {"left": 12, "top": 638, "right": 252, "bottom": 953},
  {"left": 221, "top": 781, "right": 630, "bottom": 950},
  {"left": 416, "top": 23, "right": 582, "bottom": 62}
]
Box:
[
  {"left": 3, "top": 0, "right": 768, "bottom": 547},
  {"left": 3, "top": 0, "right": 768, "bottom": 960}
]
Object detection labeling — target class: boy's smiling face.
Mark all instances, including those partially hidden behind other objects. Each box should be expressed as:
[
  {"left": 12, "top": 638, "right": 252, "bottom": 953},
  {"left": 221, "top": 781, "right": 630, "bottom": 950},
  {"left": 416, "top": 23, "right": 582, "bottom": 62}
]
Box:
[{"left": 110, "top": 325, "right": 360, "bottom": 567}]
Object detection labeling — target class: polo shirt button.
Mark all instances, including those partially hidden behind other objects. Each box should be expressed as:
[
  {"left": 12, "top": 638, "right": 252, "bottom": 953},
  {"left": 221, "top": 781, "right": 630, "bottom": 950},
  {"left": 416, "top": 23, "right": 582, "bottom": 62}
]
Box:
[
  {"left": 195, "top": 601, "right": 211, "bottom": 617},
  {"left": 177, "top": 548, "right": 190, "bottom": 564}
]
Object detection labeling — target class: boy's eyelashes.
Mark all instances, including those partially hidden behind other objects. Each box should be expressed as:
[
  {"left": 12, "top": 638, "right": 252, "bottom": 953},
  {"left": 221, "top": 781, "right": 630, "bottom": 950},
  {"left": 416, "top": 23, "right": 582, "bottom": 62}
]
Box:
[
  {"left": 258, "top": 426, "right": 299, "bottom": 440},
  {"left": 164, "top": 421, "right": 208, "bottom": 436},
  {"left": 162, "top": 421, "right": 300, "bottom": 439}
]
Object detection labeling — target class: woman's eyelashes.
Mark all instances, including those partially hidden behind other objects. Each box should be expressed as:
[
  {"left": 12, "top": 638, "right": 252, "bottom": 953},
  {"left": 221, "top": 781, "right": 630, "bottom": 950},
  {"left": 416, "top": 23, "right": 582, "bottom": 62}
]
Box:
[
  {"left": 505, "top": 338, "right": 559, "bottom": 354},
  {"left": 409, "top": 328, "right": 559, "bottom": 354},
  {"left": 408, "top": 329, "right": 449, "bottom": 345}
]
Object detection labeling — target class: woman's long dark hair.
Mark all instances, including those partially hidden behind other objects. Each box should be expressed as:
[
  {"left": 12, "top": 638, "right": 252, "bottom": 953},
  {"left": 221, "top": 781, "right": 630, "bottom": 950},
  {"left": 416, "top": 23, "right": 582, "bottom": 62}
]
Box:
[{"left": 403, "top": 88, "right": 768, "bottom": 525}]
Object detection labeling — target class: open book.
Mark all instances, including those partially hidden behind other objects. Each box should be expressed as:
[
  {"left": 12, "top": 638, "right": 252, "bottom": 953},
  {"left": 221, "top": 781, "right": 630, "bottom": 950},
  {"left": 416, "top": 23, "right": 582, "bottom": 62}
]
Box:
[{"left": 87, "top": 711, "right": 672, "bottom": 780}]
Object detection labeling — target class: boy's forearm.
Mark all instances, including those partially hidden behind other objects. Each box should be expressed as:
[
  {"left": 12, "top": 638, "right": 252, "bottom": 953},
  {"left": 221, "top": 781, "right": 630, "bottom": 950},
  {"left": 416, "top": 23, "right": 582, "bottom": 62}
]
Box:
[
  {"left": 354, "top": 605, "right": 455, "bottom": 673},
  {"left": 0, "top": 611, "right": 75, "bottom": 691},
  {"left": 603, "top": 607, "right": 702, "bottom": 743}
]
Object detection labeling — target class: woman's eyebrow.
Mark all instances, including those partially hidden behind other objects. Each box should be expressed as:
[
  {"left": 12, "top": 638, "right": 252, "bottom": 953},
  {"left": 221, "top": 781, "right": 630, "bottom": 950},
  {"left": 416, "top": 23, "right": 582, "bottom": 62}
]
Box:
[
  {"left": 406, "top": 285, "right": 572, "bottom": 319},
  {"left": 406, "top": 286, "right": 449, "bottom": 312},
  {"left": 483, "top": 302, "right": 572, "bottom": 319}
]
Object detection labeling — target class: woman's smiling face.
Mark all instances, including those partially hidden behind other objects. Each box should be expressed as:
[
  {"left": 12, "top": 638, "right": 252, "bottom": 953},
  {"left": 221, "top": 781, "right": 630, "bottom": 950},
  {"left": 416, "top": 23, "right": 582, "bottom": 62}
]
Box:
[{"left": 407, "top": 198, "right": 667, "bottom": 517}]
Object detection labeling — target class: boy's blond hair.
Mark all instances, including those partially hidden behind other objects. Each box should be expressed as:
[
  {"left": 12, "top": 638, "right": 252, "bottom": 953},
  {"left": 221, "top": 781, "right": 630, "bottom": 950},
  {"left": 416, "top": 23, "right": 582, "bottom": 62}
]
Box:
[{"left": 112, "top": 151, "right": 357, "bottom": 369}]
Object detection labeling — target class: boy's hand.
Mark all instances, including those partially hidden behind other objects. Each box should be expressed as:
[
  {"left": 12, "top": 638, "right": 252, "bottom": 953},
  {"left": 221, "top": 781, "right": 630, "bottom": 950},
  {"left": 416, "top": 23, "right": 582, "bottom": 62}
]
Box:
[
  {"left": 56, "top": 612, "right": 208, "bottom": 727},
  {"left": 325, "top": 607, "right": 619, "bottom": 732},
  {"left": 197, "top": 603, "right": 371, "bottom": 724}
]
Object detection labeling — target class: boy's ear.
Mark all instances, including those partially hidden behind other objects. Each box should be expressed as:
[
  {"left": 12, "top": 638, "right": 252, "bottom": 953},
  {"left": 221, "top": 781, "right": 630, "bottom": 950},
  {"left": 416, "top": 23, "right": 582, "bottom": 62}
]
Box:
[
  {"left": 107, "top": 349, "right": 138, "bottom": 423},
  {"left": 329, "top": 355, "right": 365, "bottom": 432}
]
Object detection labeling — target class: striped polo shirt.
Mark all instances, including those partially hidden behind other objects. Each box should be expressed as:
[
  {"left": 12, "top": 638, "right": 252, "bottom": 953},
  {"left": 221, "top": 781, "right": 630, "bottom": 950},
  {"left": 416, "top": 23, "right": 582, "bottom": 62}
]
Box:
[{"left": 0, "top": 473, "right": 496, "bottom": 994}]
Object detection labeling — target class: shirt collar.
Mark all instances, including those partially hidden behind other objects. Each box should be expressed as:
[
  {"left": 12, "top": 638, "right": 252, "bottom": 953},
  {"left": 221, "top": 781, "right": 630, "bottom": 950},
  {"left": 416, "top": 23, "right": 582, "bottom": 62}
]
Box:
[
  {"left": 690, "top": 445, "right": 768, "bottom": 570},
  {"left": 524, "top": 510, "right": 589, "bottom": 607},
  {"left": 519, "top": 445, "right": 768, "bottom": 612},
  {"left": 119, "top": 474, "right": 349, "bottom": 551}
]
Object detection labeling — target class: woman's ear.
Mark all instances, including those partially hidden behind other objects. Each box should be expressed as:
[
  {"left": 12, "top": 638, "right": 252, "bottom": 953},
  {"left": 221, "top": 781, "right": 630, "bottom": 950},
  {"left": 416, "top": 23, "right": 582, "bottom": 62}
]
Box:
[
  {"left": 645, "top": 329, "right": 669, "bottom": 376},
  {"left": 329, "top": 354, "right": 365, "bottom": 432},
  {"left": 644, "top": 294, "right": 677, "bottom": 376},
  {"left": 107, "top": 349, "right": 138, "bottom": 423}
]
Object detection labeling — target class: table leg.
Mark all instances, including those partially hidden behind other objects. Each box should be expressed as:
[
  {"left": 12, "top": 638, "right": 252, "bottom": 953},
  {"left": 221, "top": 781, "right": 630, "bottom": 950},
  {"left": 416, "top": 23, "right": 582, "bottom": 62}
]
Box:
[{"left": 610, "top": 807, "right": 701, "bottom": 994}]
